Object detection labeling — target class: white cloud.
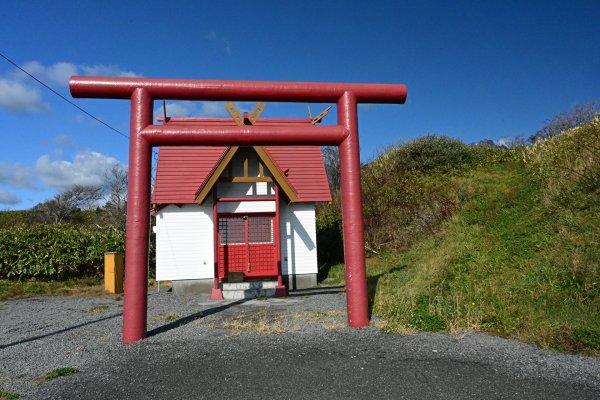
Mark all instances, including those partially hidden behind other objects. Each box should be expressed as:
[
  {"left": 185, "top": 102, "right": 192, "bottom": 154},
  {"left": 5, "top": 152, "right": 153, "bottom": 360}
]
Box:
[
  {"left": 0, "top": 190, "right": 20, "bottom": 205},
  {"left": 9, "top": 61, "right": 79, "bottom": 86},
  {"left": 0, "top": 162, "right": 36, "bottom": 188},
  {"left": 0, "top": 78, "right": 48, "bottom": 114},
  {"left": 36, "top": 151, "right": 123, "bottom": 190},
  {"left": 79, "top": 64, "right": 142, "bottom": 79},
  {"left": 496, "top": 136, "right": 512, "bottom": 147},
  {"left": 0, "top": 61, "right": 142, "bottom": 114},
  {"left": 8, "top": 61, "right": 44, "bottom": 81},
  {"left": 9, "top": 61, "right": 141, "bottom": 86},
  {"left": 154, "top": 101, "right": 230, "bottom": 121},
  {"left": 155, "top": 101, "right": 197, "bottom": 118},
  {"left": 46, "top": 62, "right": 80, "bottom": 85},
  {"left": 201, "top": 101, "right": 229, "bottom": 117}
]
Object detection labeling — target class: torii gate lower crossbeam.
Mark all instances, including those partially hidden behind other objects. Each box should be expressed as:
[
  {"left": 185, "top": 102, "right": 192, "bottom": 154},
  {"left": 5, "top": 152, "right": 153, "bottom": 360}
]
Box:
[{"left": 70, "top": 77, "right": 407, "bottom": 343}]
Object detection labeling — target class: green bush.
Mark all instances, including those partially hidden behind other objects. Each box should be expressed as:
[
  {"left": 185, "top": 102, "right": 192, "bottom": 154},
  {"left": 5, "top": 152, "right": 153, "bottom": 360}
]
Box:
[
  {"left": 379, "top": 135, "right": 485, "bottom": 175},
  {"left": 0, "top": 224, "right": 125, "bottom": 280},
  {"left": 316, "top": 135, "right": 495, "bottom": 256},
  {"left": 359, "top": 135, "right": 483, "bottom": 251},
  {"left": 0, "top": 210, "right": 33, "bottom": 229}
]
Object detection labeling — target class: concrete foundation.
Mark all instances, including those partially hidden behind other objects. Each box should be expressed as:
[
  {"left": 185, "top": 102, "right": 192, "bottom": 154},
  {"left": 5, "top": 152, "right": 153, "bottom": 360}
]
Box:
[
  {"left": 171, "top": 274, "right": 318, "bottom": 298},
  {"left": 172, "top": 279, "right": 214, "bottom": 298},
  {"left": 283, "top": 273, "right": 318, "bottom": 291}
]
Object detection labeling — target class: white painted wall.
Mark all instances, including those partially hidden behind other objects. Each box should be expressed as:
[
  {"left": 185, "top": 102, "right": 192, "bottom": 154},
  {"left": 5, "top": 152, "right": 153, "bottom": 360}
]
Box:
[
  {"left": 155, "top": 203, "right": 214, "bottom": 281},
  {"left": 155, "top": 199, "right": 319, "bottom": 280},
  {"left": 280, "top": 202, "right": 318, "bottom": 276},
  {"left": 218, "top": 201, "right": 276, "bottom": 213},
  {"left": 217, "top": 182, "right": 274, "bottom": 198}
]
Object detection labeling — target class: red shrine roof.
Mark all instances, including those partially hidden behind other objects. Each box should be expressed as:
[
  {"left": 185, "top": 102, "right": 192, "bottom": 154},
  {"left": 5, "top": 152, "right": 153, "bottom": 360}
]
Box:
[{"left": 152, "top": 118, "right": 332, "bottom": 205}]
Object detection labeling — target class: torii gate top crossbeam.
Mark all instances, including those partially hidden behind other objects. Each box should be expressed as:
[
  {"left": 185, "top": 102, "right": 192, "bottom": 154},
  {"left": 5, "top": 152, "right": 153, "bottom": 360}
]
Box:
[{"left": 70, "top": 76, "right": 407, "bottom": 104}]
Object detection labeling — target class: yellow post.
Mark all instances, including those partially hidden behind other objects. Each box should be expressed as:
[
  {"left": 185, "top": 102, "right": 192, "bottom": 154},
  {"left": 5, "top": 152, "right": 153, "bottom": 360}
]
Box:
[{"left": 104, "top": 252, "right": 124, "bottom": 294}]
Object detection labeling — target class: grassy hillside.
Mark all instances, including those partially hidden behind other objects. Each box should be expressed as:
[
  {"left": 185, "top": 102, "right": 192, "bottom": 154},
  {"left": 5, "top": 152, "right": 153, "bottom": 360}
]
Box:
[{"left": 320, "top": 122, "right": 600, "bottom": 355}]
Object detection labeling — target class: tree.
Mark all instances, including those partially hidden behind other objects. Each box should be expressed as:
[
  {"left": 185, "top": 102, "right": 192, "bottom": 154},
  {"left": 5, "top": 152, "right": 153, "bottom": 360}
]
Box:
[
  {"left": 103, "top": 164, "right": 128, "bottom": 231},
  {"left": 530, "top": 101, "right": 600, "bottom": 143},
  {"left": 322, "top": 146, "right": 340, "bottom": 194},
  {"left": 32, "top": 185, "right": 103, "bottom": 224}
]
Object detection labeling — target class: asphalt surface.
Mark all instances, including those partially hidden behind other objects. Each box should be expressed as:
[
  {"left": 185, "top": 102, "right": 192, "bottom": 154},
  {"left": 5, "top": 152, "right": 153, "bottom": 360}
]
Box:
[{"left": 1, "top": 287, "right": 599, "bottom": 399}]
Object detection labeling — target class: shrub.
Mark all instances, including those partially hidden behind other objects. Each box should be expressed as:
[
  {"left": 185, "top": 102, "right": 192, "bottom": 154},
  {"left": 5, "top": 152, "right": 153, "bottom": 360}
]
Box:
[
  {"left": 380, "top": 135, "right": 484, "bottom": 175},
  {"left": 0, "top": 224, "right": 125, "bottom": 280},
  {"left": 316, "top": 135, "right": 507, "bottom": 259},
  {"left": 0, "top": 210, "right": 32, "bottom": 229},
  {"left": 359, "top": 136, "right": 481, "bottom": 251},
  {"left": 523, "top": 117, "right": 600, "bottom": 207}
]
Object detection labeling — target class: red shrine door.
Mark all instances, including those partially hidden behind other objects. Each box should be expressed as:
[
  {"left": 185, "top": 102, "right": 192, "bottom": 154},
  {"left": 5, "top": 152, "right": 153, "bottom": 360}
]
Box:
[{"left": 217, "top": 214, "right": 277, "bottom": 280}]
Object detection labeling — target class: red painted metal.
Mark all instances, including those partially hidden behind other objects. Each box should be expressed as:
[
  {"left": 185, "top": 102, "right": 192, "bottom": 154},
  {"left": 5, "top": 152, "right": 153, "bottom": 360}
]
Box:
[
  {"left": 69, "top": 76, "right": 406, "bottom": 343},
  {"left": 140, "top": 124, "right": 347, "bottom": 146},
  {"left": 274, "top": 184, "right": 286, "bottom": 297},
  {"left": 338, "top": 91, "right": 369, "bottom": 328},
  {"left": 70, "top": 76, "right": 407, "bottom": 104},
  {"left": 210, "top": 186, "right": 224, "bottom": 300},
  {"left": 217, "top": 214, "right": 277, "bottom": 279},
  {"left": 122, "top": 88, "right": 153, "bottom": 343},
  {"left": 217, "top": 196, "right": 276, "bottom": 202}
]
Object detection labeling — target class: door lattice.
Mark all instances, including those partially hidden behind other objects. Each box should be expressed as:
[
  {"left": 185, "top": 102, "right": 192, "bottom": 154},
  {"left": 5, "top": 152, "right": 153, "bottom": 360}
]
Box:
[{"left": 218, "top": 215, "right": 276, "bottom": 279}]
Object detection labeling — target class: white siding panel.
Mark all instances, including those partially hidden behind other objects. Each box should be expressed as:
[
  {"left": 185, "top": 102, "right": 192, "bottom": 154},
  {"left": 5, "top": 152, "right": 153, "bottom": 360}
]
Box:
[
  {"left": 255, "top": 181, "right": 268, "bottom": 195},
  {"left": 279, "top": 202, "right": 318, "bottom": 276},
  {"left": 218, "top": 201, "right": 275, "bottom": 213},
  {"left": 155, "top": 203, "right": 214, "bottom": 281},
  {"left": 217, "top": 182, "right": 274, "bottom": 198}
]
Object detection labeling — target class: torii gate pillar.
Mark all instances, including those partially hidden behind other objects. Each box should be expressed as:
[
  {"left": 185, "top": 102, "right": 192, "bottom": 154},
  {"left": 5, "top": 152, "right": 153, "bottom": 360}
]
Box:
[{"left": 70, "top": 77, "right": 407, "bottom": 343}]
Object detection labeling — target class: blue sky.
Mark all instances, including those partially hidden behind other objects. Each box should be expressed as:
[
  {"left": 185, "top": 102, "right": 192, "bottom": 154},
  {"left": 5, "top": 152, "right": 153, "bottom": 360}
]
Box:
[{"left": 1, "top": 0, "right": 599, "bottom": 210}]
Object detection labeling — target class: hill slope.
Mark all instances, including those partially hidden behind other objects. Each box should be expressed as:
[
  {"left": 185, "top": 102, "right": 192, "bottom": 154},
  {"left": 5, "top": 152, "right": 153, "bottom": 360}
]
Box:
[
  {"left": 322, "top": 132, "right": 600, "bottom": 354},
  {"left": 365, "top": 161, "right": 599, "bottom": 354}
]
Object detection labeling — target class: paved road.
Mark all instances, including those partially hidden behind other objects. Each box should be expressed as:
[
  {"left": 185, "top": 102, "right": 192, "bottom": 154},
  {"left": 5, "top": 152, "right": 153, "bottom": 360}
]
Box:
[
  {"left": 42, "top": 332, "right": 599, "bottom": 400},
  {"left": 1, "top": 287, "right": 599, "bottom": 399}
]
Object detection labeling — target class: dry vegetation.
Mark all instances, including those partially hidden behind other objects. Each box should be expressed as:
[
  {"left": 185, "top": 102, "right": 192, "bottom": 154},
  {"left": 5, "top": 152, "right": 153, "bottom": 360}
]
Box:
[{"left": 318, "top": 116, "right": 600, "bottom": 355}]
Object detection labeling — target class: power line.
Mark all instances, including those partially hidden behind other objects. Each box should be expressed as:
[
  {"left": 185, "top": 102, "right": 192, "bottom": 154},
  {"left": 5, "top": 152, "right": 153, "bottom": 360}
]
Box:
[
  {"left": 0, "top": 51, "right": 162, "bottom": 166},
  {"left": 0, "top": 51, "right": 129, "bottom": 139}
]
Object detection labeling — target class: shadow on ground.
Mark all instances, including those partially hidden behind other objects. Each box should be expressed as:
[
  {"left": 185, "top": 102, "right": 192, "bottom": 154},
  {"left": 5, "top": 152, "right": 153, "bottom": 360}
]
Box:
[
  {"left": 0, "top": 313, "right": 122, "bottom": 349},
  {"left": 146, "top": 300, "right": 246, "bottom": 338}
]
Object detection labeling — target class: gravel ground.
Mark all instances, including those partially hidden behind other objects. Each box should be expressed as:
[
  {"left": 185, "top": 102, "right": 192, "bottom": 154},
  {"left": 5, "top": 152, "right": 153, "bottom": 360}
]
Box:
[{"left": 1, "top": 286, "right": 599, "bottom": 399}]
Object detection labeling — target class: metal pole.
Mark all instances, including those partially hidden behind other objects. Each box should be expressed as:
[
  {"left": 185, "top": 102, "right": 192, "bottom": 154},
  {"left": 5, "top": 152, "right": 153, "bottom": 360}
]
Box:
[
  {"left": 122, "top": 88, "right": 153, "bottom": 343},
  {"left": 210, "top": 187, "right": 224, "bottom": 300},
  {"left": 274, "top": 184, "right": 286, "bottom": 296},
  {"left": 140, "top": 124, "right": 348, "bottom": 146},
  {"left": 338, "top": 91, "right": 369, "bottom": 327}
]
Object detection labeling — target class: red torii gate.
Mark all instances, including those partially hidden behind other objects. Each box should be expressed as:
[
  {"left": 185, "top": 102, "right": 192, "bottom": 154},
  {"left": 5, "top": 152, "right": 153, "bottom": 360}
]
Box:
[{"left": 70, "top": 77, "right": 407, "bottom": 343}]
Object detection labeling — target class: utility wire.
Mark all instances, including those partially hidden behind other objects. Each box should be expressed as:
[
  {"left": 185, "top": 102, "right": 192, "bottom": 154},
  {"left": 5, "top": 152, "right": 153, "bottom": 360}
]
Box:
[
  {"left": 0, "top": 51, "right": 129, "bottom": 139},
  {"left": 0, "top": 51, "right": 162, "bottom": 170}
]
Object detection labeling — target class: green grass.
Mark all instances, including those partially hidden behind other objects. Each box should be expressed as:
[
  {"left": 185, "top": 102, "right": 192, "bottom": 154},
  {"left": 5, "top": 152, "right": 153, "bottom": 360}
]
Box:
[
  {"left": 43, "top": 367, "right": 79, "bottom": 381},
  {"left": 0, "top": 391, "right": 20, "bottom": 399},
  {"left": 323, "top": 163, "right": 600, "bottom": 355},
  {"left": 86, "top": 304, "right": 110, "bottom": 313},
  {"left": 0, "top": 278, "right": 105, "bottom": 300}
]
